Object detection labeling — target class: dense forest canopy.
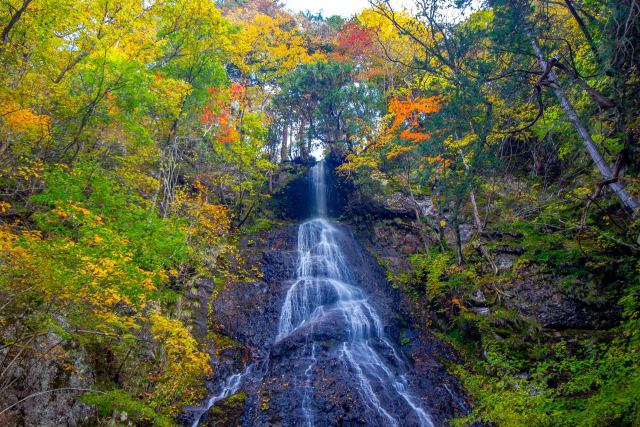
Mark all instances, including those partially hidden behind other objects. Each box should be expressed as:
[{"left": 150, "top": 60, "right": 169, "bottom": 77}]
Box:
[{"left": 0, "top": 0, "right": 639, "bottom": 425}]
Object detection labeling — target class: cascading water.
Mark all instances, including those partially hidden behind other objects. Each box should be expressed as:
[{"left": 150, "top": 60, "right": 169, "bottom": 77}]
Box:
[
  {"left": 191, "top": 366, "right": 252, "bottom": 427},
  {"left": 276, "top": 160, "right": 434, "bottom": 427},
  {"left": 190, "top": 160, "right": 440, "bottom": 427}
]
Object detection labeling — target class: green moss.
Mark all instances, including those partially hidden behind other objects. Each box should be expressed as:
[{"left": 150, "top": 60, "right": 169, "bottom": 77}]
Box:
[
  {"left": 80, "top": 389, "right": 172, "bottom": 427},
  {"left": 211, "top": 332, "right": 246, "bottom": 358},
  {"left": 207, "top": 392, "right": 248, "bottom": 426}
]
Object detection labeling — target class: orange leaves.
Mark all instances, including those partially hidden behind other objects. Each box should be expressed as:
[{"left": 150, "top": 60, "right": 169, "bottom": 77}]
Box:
[
  {"left": 399, "top": 129, "right": 431, "bottom": 143},
  {"left": 200, "top": 83, "right": 248, "bottom": 144},
  {"left": 0, "top": 99, "right": 51, "bottom": 138},
  {"left": 377, "top": 95, "right": 442, "bottom": 161},
  {"left": 388, "top": 95, "right": 442, "bottom": 133},
  {"left": 229, "top": 82, "right": 246, "bottom": 100}
]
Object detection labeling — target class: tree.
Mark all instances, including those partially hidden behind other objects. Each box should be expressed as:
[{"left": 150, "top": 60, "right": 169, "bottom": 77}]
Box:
[
  {"left": 489, "top": 0, "right": 639, "bottom": 213},
  {"left": 274, "top": 60, "right": 380, "bottom": 157}
]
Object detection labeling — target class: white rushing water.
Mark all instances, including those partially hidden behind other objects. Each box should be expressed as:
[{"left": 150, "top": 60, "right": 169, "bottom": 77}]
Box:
[
  {"left": 191, "top": 366, "right": 252, "bottom": 427},
  {"left": 276, "top": 161, "right": 434, "bottom": 427}
]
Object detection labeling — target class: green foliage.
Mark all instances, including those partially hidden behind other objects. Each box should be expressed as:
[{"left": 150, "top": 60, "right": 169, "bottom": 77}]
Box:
[
  {"left": 80, "top": 390, "right": 172, "bottom": 427},
  {"left": 408, "top": 252, "right": 451, "bottom": 298},
  {"left": 32, "top": 162, "right": 189, "bottom": 271},
  {"left": 274, "top": 59, "right": 381, "bottom": 149}
]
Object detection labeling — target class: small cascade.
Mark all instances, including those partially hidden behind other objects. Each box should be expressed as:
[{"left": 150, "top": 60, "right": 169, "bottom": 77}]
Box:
[
  {"left": 191, "top": 366, "right": 252, "bottom": 427},
  {"left": 276, "top": 161, "right": 434, "bottom": 427}
]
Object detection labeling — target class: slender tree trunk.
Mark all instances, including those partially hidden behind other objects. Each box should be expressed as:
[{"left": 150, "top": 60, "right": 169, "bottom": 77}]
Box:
[
  {"left": 405, "top": 168, "right": 421, "bottom": 221},
  {"left": 562, "top": 0, "right": 603, "bottom": 67},
  {"left": 298, "top": 120, "right": 308, "bottom": 161},
  {"left": 280, "top": 123, "right": 288, "bottom": 163},
  {"left": 458, "top": 146, "right": 499, "bottom": 273},
  {"left": 469, "top": 191, "right": 483, "bottom": 232},
  {"left": 452, "top": 199, "right": 464, "bottom": 265},
  {"left": 1, "top": 0, "right": 33, "bottom": 47},
  {"left": 527, "top": 28, "right": 639, "bottom": 213}
]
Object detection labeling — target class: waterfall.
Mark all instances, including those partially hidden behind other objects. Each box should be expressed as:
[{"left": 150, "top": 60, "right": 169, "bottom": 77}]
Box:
[
  {"left": 276, "top": 161, "right": 434, "bottom": 427},
  {"left": 312, "top": 160, "right": 327, "bottom": 217},
  {"left": 191, "top": 161, "right": 435, "bottom": 427}
]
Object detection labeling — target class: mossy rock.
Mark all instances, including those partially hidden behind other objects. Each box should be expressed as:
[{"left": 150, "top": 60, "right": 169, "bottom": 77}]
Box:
[
  {"left": 203, "top": 392, "right": 247, "bottom": 427},
  {"left": 209, "top": 332, "right": 249, "bottom": 365}
]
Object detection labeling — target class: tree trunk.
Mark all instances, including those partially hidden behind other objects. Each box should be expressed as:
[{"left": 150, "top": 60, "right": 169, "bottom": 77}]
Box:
[
  {"left": 452, "top": 199, "right": 464, "bottom": 265},
  {"left": 405, "top": 169, "right": 421, "bottom": 221},
  {"left": 469, "top": 191, "right": 483, "bottom": 232},
  {"left": 298, "top": 120, "right": 308, "bottom": 161},
  {"left": 562, "top": 0, "right": 603, "bottom": 67},
  {"left": 280, "top": 123, "right": 288, "bottom": 163},
  {"left": 527, "top": 28, "right": 639, "bottom": 213},
  {"left": 1, "top": 0, "right": 33, "bottom": 47}
]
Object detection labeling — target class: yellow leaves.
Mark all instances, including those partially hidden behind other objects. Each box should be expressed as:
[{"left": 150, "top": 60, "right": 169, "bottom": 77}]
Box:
[
  {"left": 174, "top": 181, "right": 231, "bottom": 245},
  {"left": 0, "top": 225, "right": 27, "bottom": 259},
  {"left": 141, "top": 277, "right": 156, "bottom": 292},
  {"left": 53, "top": 201, "right": 105, "bottom": 227},
  {"left": 338, "top": 149, "right": 381, "bottom": 174},
  {"left": 386, "top": 144, "right": 416, "bottom": 159},
  {"left": 573, "top": 186, "right": 592, "bottom": 199},
  {"left": 150, "top": 74, "right": 192, "bottom": 120},
  {"left": 229, "top": 10, "right": 322, "bottom": 81},
  {"left": 427, "top": 155, "right": 452, "bottom": 169},
  {"left": 444, "top": 133, "right": 477, "bottom": 150},
  {"left": 195, "top": 203, "right": 231, "bottom": 239},
  {"left": 0, "top": 201, "right": 11, "bottom": 213},
  {"left": 149, "top": 308, "right": 211, "bottom": 411},
  {"left": 357, "top": 8, "right": 427, "bottom": 84},
  {"left": 82, "top": 257, "right": 117, "bottom": 279},
  {"left": 14, "top": 158, "right": 43, "bottom": 182}
]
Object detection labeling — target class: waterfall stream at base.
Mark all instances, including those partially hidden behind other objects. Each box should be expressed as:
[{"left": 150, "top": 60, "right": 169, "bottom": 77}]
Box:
[{"left": 192, "top": 161, "right": 435, "bottom": 426}]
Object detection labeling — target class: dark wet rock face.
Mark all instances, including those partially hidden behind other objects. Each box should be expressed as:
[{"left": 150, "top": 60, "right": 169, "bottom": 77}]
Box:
[{"left": 186, "top": 219, "right": 470, "bottom": 426}]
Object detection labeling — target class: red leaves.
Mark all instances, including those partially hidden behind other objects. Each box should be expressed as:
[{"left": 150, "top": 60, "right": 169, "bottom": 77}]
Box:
[
  {"left": 229, "top": 82, "right": 246, "bottom": 100},
  {"left": 336, "top": 22, "right": 376, "bottom": 58}
]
